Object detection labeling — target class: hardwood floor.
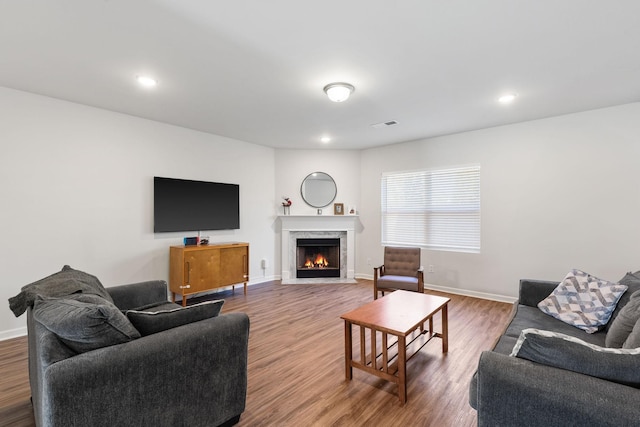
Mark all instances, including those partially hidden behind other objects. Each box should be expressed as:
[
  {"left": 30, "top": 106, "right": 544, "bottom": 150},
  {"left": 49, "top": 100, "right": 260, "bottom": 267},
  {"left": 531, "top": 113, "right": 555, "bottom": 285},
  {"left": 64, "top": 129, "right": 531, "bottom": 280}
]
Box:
[{"left": 0, "top": 280, "right": 512, "bottom": 427}]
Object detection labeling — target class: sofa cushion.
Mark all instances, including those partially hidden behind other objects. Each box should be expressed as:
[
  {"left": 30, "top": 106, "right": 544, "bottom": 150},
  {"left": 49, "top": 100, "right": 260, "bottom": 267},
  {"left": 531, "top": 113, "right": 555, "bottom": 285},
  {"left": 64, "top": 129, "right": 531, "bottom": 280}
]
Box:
[
  {"left": 126, "top": 300, "right": 224, "bottom": 336},
  {"left": 9, "top": 265, "right": 113, "bottom": 317},
  {"left": 511, "top": 328, "right": 640, "bottom": 388},
  {"left": 623, "top": 318, "right": 640, "bottom": 349},
  {"left": 606, "top": 290, "right": 640, "bottom": 348},
  {"left": 606, "top": 271, "right": 640, "bottom": 332},
  {"left": 503, "top": 305, "right": 606, "bottom": 346},
  {"left": 377, "top": 275, "right": 419, "bottom": 291},
  {"left": 538, "top": 269, "right": 627, "bottom": 333},
  {"left": 33, "top": 293, "right": 140, "bottom": 353}
]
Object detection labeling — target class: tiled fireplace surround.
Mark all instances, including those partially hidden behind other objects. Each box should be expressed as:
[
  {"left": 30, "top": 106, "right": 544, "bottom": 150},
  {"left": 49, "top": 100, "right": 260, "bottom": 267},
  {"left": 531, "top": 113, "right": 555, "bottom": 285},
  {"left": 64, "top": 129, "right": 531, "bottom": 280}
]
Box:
[{"left": 279, "top": 215, "right": 357, "bottom": 284}]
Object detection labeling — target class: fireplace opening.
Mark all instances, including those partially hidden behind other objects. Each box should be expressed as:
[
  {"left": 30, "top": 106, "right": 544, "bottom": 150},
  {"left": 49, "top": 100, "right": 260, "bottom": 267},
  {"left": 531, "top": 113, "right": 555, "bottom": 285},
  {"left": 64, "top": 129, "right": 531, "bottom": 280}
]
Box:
[{"left": 296, "top": 238, "right": 340, "bottom": 278}]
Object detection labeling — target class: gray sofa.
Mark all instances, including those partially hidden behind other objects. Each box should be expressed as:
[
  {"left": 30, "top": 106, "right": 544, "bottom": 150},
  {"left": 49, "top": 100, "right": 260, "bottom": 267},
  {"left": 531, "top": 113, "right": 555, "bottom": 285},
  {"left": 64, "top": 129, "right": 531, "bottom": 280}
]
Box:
[
  {"left": 26, "top": 279, "right": 249, "bottom": 427},
  {"left": 469, "top": 275, "right": 640, "bottom": 426}
]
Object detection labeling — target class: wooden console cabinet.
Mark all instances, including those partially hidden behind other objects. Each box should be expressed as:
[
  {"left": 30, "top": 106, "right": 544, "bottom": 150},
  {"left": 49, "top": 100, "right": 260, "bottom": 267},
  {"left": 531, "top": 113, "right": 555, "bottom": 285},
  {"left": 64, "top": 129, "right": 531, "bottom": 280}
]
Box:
[{"left": 169, "top": 242, "right": 249, "bottom": 306}]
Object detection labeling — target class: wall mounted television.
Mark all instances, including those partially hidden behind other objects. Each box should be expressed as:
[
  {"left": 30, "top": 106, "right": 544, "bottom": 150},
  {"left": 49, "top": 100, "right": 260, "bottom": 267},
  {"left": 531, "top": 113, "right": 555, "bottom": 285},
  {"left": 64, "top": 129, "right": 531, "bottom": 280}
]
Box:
[{"left": 154, "top": 176, "right": 240, "bottom": 233}]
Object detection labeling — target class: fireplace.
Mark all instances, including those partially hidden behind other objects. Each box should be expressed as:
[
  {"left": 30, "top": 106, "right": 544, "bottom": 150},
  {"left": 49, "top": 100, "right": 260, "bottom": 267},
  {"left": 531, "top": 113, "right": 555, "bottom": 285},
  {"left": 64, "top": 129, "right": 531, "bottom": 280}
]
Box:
[
  {"left": 296, "top": 238, "right": 340, "bottom": 278},
  {"left": 279, "top": 215, "right": 357, "bottom": 283}
]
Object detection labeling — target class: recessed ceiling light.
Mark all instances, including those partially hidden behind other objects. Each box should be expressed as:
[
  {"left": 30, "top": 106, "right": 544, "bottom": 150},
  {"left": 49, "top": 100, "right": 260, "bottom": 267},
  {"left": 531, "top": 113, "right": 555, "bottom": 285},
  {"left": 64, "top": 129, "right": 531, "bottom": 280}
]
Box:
[
  {"left": 498, "top": 93, "right": 517, "bottom": 104},
  {"left": 136, "top": 75, "right": 158, "bottom": 88},
  {"left": 320, "top": 136, "right": 331, "bottom": 143}
]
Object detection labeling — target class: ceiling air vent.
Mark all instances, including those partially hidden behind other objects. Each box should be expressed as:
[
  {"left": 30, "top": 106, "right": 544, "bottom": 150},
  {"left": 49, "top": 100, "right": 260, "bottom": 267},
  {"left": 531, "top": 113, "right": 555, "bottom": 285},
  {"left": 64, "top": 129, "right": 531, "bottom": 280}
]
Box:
[{"left": 371, "top": 120, "right": 399, "bottom": 129}]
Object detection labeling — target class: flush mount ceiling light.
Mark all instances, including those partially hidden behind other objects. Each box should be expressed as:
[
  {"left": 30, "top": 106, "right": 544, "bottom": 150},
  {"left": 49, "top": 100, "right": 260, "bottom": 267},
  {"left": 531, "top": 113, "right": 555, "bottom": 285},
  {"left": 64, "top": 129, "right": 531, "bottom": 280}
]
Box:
[
  {"left": 320, "top": 136, "right": 331, "bottom": 143},
  {"left": 136, "top": 75, "right": 158, "bottom": 88},
  {"left": 498, "top": 93, "right": 518, "bottom": 104},
  {"left": 323, "top": 82, "right": 355, "bottom": 102}
]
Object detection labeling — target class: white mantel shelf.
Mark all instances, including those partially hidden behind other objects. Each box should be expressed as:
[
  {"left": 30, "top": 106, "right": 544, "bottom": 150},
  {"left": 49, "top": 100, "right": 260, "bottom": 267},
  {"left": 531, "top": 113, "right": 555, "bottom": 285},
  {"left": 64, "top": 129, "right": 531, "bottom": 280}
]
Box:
[
  {"left": 277, "top": 214, "right": 359, "bottom": 218},
  {"left": 279, "top": 215, "right": 358, "bottom": 282}
]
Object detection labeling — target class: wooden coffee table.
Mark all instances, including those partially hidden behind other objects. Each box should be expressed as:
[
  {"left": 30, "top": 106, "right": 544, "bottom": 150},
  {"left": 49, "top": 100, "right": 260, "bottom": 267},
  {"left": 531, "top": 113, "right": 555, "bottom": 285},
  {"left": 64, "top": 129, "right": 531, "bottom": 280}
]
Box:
[{"left": 340, "top": 290, "right": 450, "bottom": 405}]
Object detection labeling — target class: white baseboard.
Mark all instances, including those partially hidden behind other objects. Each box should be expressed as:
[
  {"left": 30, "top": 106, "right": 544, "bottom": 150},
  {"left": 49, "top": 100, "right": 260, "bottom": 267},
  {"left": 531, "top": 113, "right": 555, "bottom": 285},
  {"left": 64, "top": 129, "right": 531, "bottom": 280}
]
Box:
[
  {"left": 0, "top": 327, "right": 27, "bottom": 341},
  {"left": 422, "top": 283, "right": 517, "bottom": 304},
  {"left": 355, "top": 274, "right": 517, "bottom": 304}
]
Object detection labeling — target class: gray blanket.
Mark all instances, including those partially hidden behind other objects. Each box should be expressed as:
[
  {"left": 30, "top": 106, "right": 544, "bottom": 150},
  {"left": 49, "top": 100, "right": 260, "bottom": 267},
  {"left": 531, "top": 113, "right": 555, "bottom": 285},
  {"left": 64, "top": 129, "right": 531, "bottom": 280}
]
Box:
[{"left": 8, "top": 265, "right": 112, "bottom": 317}]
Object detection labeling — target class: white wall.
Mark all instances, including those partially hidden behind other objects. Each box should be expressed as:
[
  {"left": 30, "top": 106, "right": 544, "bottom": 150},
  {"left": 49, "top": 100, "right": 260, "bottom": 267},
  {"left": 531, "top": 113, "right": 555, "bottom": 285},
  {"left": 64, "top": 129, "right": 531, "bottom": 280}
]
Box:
[
  {"left": 0, "top": 87, "right": 276, "bottom": 339},
  {"left": 358, "top": 103, "right": 640, "bottom": 300},
  {"left": 3, "top": 86, "right": 639, "bottom": 338}
]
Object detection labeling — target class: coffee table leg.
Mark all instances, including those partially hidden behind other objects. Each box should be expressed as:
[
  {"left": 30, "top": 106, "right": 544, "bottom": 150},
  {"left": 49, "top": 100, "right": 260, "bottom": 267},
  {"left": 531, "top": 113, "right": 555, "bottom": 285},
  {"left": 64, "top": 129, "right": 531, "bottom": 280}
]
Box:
[
  {"left": 442, "top": 303, "right": 448, "bottom": 353},
  {"left": 345, "top": 320, "right": 353, "bottom": 380},
  {"left": 398, "top": 335, "right": 407, "bottom": 405}
]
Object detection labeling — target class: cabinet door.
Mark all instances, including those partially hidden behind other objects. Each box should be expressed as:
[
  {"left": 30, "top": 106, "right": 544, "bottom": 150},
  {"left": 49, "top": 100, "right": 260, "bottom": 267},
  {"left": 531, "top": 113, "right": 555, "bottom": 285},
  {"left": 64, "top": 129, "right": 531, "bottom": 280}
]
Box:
[
  {"left": 219, "top": 246, "right": 248, "bottom": 285},
  {"left": 185, "top": 249, "right": 219, "bottom": 292}
]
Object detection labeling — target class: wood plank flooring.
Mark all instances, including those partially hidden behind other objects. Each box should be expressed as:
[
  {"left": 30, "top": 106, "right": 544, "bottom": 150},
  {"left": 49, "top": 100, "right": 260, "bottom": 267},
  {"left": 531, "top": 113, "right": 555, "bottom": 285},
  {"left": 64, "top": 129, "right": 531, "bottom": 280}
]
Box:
[{"left": 0, "top": 280, "right": 512, "bottom": 427}]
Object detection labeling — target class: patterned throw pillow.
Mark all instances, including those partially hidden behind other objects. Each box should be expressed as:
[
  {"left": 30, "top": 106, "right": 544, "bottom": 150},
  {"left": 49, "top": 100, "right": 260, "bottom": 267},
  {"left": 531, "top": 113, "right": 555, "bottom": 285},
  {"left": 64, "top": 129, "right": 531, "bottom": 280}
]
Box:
[
  {"left": 511, "top": 328, "right": 640, "bottom": 388},
  {"left": 538, "top": 269, "right": 628, "bottom": 333}
]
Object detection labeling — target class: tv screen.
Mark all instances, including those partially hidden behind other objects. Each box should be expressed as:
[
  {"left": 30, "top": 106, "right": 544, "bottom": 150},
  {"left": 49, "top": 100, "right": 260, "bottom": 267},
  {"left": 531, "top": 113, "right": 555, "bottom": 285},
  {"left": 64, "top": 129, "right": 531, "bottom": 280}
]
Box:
[{"left": 154, "top": 177, "right": 240, "bottom": 233}]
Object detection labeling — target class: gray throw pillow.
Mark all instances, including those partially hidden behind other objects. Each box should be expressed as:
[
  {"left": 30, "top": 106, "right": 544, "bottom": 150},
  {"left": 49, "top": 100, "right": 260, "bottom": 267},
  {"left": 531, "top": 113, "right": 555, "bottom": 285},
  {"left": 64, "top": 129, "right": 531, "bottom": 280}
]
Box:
[
  {"left": 606, "top": 290, "right": 640, "bottom": 348},
  {"left": 9, "top": 265, "right": 113, "bottom": 317},
  {"left": 126, "top": 300, "right": 224, "bottom": 336},
  {"left": 511, "top": 328, "right": 640, "bottom": 388},
  {"left": 33, "top": 293, "right": 140, "bottom": 353},
  {"left": 623, "top": 318, "right": 640, "bottom": 349},
  {"left": 607, "top": 271, "right": 640, "bottom": 331}
]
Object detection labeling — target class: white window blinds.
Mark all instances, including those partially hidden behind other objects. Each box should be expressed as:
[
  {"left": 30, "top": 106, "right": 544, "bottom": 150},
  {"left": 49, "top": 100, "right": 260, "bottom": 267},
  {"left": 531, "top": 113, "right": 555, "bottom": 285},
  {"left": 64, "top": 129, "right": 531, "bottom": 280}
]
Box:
[{"left": 381, "top": 165, "right": 481, "bottom": 252}]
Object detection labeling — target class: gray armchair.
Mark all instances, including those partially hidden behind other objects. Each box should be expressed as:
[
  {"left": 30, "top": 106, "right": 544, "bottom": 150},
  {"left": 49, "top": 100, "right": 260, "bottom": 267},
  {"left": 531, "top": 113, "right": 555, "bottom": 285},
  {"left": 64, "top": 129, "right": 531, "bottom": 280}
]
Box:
[
  {"left": 373, "top": 246, "right": 424, "bottom": 299},
  {"left": 27, "top": 280, "right": 249, "bottom": 427}
]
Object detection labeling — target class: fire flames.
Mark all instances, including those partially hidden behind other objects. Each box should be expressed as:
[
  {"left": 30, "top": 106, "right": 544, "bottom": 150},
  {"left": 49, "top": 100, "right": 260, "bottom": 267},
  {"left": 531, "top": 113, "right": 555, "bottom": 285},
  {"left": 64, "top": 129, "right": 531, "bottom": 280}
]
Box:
[{"left": 304, "top": 254, "right": 329, "bottom": 268}]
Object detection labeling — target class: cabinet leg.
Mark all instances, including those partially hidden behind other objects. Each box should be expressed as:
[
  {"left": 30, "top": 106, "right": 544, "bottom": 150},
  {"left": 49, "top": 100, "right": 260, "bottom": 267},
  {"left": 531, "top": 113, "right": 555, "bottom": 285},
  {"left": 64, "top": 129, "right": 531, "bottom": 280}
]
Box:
[
  {"left": 182, "top": 296, "right": 187, "bottom": 307},
  {"left": 244, "top": 282, "right": 247, "bottom": 295}
]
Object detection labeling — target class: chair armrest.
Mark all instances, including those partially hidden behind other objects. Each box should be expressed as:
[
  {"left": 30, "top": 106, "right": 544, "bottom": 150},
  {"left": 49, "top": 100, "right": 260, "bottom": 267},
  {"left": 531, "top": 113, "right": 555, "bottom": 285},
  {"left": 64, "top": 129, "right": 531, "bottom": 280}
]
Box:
[
  {"left": 475, "top": 351, "right": 640, "bottom": 426},
  {"left": 42, "top": 312, "right": 249, "bottom": 427},
  {"left": 107, "top": 280, "right": 168, "bottom": 310},
  {"left": 518, "top": 279, "right": 558, "bottom": 307}
]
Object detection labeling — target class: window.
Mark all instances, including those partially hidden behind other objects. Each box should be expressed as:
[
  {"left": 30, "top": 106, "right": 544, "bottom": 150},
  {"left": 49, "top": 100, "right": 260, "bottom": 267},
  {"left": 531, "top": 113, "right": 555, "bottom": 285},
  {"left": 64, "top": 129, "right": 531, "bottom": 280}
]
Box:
[{"left": 381, "top": 165, "right": 480, "bottom": 252}]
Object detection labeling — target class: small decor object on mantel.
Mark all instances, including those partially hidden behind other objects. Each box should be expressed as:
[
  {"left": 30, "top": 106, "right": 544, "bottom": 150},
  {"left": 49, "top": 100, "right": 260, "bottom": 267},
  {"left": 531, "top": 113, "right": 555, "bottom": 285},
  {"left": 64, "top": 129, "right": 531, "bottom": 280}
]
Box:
[
  {"left": 348, "top": 205, "right": 357, "bottom": 215},
  {"left": 282, "top": 196, "right": 292, "bottom": 215},
  {"left": 334, "top": 203, "right": 344, "bottom": 215}
]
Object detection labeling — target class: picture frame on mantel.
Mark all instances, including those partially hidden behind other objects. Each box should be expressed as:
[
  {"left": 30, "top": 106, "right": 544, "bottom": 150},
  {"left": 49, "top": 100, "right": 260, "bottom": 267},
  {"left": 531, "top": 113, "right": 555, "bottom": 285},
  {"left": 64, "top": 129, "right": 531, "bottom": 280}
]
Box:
[{"left": 334, "top": 203, "right": 344, "bottom": 215}]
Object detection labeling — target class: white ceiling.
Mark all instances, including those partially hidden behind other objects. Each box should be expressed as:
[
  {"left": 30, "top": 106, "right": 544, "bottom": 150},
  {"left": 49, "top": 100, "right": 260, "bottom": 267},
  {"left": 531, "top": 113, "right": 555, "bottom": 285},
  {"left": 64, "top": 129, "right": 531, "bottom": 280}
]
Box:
[{"left": 1, "top": 1, "right": 639, "bottom": 150}]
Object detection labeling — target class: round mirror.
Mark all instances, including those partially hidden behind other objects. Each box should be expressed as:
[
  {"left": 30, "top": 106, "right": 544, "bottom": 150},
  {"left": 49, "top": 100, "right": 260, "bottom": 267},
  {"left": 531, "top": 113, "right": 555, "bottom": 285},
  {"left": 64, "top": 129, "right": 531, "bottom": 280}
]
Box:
[{"left": 300, "top": 172, "right": 337, "bottom": 208}]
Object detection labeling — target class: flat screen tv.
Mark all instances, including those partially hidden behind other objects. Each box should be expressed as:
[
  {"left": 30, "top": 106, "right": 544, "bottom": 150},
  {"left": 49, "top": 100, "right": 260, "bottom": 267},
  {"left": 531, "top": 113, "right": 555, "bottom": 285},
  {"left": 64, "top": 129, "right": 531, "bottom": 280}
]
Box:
[{"left": 154, "top": 177, "right": 240, "bottom": 233}]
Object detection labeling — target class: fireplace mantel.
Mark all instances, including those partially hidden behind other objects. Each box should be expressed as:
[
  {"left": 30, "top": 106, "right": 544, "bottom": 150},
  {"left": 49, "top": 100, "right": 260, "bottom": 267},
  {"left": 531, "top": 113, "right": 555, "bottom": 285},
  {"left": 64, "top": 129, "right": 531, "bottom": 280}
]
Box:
[{"left": 279, "top": 215, "right": 358, "bottom": 283}]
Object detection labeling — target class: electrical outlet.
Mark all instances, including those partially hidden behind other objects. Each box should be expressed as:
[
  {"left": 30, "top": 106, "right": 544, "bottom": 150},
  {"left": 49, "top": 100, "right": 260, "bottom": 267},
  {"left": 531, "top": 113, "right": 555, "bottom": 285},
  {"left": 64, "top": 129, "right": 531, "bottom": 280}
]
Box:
[{"left": 428, "top": 265, "right": 435, "bottom": 273}]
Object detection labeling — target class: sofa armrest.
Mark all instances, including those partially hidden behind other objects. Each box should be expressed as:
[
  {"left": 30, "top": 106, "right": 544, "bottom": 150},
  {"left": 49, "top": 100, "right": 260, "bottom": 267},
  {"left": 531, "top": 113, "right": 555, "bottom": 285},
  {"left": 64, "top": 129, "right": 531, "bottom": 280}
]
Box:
[
  {"left": 518, "top": 279, "right": 558, "bottom": 307},
  {"left": 40, "top": 312, "right": 249, "bottom": 427},
  {"left": 107, "top": 280, "right": 168, "bottom": 310},
  {"left": 475, "top": 351, "right": 640, "bottom": 427}
]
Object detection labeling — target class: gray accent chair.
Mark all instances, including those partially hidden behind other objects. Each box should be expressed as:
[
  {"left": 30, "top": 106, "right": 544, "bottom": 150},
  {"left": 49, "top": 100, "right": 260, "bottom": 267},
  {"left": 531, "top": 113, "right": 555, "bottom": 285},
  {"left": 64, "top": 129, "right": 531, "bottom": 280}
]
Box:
[
  {"left": 373, "top": 246, "right": 424, "bottom": 299},
  {"left": 27, "top": 280, "right": 249, "bottom": 427}
]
